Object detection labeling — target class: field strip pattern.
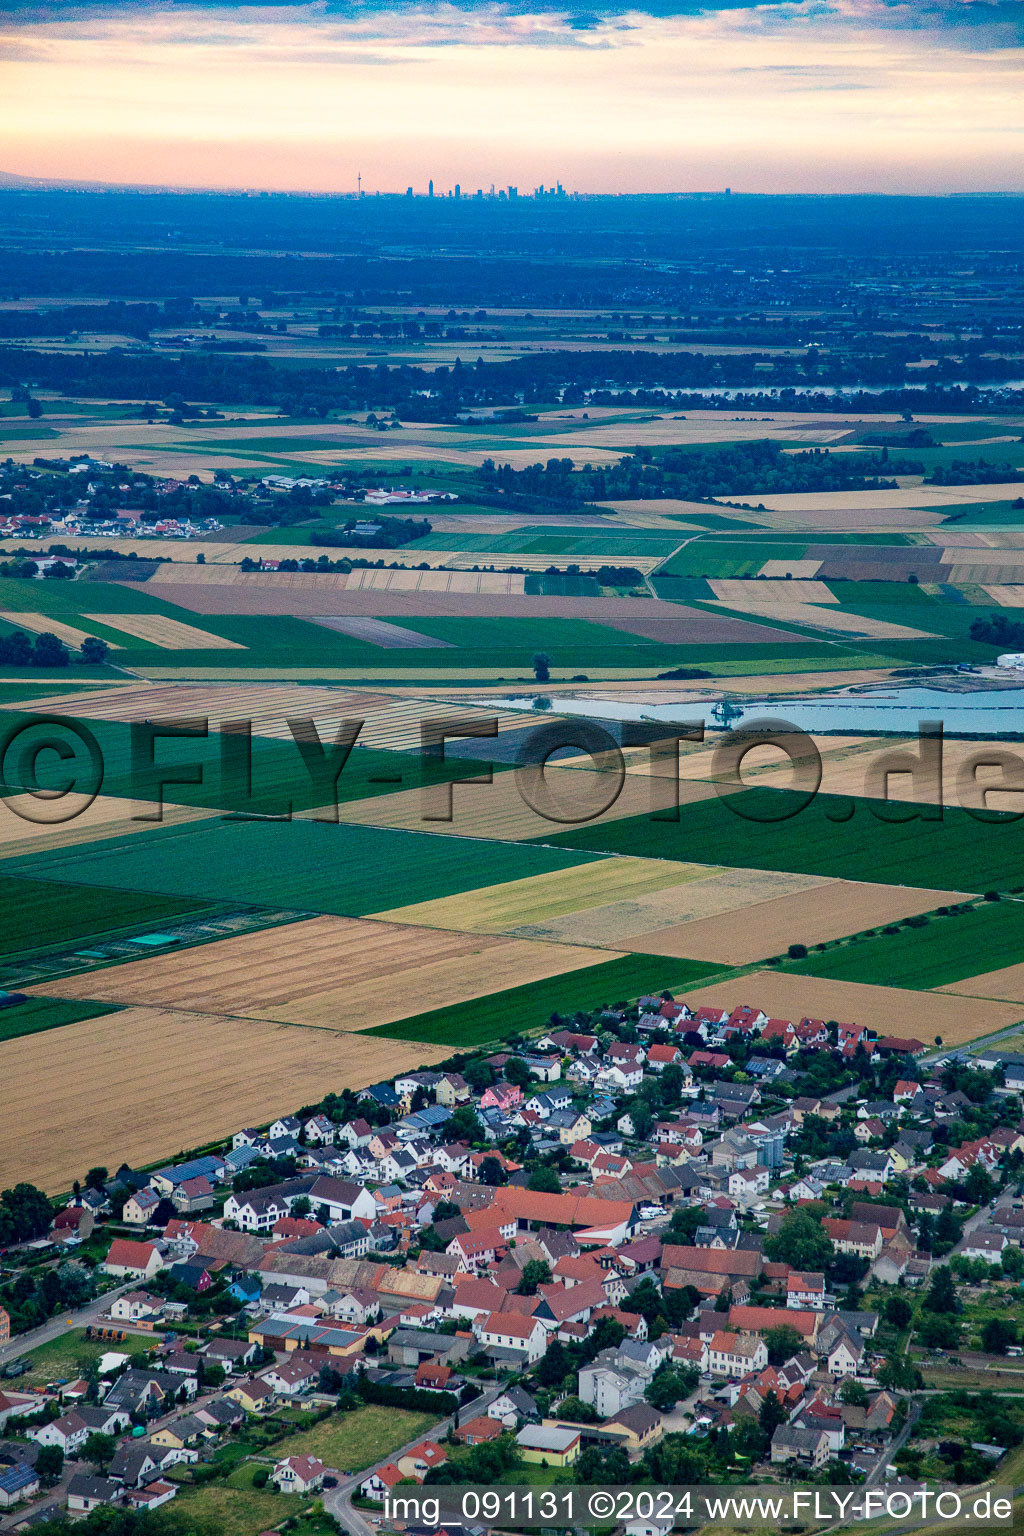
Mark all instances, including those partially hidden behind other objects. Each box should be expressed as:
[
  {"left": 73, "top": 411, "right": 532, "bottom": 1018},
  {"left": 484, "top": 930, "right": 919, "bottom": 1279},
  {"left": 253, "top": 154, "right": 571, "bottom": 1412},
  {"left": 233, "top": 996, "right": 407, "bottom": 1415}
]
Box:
[
  {"left": 31, "top": 914, "right": 624, "bottom": 1028},
  {"left": 19, "top": 682, "right": 536, "bottom": 753},
  {"left": 0, "top": 1005, "right": 450, "bottom": 1192},
  {"left": 678, "top": 968, "right": 1024, "bottom": 1046},
  {"left": 333, "top": 768, "right": 721, "bottom": 841},
  {"left": 84, "top": 613, "right": 247, "bottom": 649},
  {"left": 0, "top": 611, "right": 122, "bottom": 648}
]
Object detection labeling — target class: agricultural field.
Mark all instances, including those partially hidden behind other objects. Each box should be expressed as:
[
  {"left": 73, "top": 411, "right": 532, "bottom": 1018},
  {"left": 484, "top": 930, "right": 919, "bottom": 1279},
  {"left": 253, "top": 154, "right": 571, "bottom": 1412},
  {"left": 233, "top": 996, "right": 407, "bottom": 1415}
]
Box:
[
  {"left": 4, "top": 816, "right": 606, "bottom": 913},
  {"left": 34, "top": 913, "right": 624, "bottom": 1029},
  {"left": 365, "top": 951, "right": 723, "bottom": 1045},
  {"left": 0, "top": 874, "right": 207, "bottom": 960},
  {"left": 783, "top": 898, "right": 1024, "bottom": 989},
  {"left": 537, "top": 789, "right": 1024, "bottom": 891},
  {"left": 0, "top": 1004, "right": 450, "bottom": 1191},
  {"left": 677, "top": 968, "right": 1024, "bottom": 1045},
  {"left": 625, "top": 876, "right": 973, "bottom": 966},
  {"left": 0, "top": 995, "right": 118, "bottom": 1044}
]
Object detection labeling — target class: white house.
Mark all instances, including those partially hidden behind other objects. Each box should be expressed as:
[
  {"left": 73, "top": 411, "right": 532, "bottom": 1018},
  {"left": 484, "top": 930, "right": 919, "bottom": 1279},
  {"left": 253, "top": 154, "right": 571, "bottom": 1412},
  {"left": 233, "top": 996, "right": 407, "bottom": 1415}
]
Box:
[
  {"left": 474, "top": 1311, "right": 547, "bottom": 1363},
  {"left": 707, "top": 1331, "right": 768, "bottom": 1379},
  {"left": 272, "top": 1455, "right": 326, "bottom": 1494}
]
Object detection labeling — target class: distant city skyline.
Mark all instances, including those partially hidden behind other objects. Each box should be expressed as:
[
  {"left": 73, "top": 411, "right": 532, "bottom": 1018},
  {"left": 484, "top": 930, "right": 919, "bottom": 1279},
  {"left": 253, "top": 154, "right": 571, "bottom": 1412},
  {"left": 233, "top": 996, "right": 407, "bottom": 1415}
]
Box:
[{"left": 0, "top": 1, "right": 1022, "bottom": 194}]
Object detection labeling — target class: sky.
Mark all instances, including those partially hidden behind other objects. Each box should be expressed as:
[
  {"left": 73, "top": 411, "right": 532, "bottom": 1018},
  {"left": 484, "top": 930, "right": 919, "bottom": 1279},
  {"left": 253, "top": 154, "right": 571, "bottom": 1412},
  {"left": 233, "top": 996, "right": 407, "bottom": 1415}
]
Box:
[{"left": 0, "top": 0, "right": 1022, "bottom": 192}]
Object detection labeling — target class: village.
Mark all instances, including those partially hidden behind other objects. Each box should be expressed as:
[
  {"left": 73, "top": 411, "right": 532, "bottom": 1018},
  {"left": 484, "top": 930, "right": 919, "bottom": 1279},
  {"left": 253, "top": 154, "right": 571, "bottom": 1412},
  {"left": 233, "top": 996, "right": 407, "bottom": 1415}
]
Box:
[{"left": 1, "top": 993, "right": 1023, "bottom": 1533}]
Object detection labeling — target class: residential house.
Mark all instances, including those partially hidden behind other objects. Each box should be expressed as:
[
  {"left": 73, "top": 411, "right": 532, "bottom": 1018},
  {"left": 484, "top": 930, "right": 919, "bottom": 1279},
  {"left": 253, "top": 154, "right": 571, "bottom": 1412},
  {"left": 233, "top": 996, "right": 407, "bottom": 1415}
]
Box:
[
  {"left": 516, "top": 1425, "right": 580, "bottom": 1467},
  {"left": 272, "top": 1455, "right": 326, "bottom": 1494}
]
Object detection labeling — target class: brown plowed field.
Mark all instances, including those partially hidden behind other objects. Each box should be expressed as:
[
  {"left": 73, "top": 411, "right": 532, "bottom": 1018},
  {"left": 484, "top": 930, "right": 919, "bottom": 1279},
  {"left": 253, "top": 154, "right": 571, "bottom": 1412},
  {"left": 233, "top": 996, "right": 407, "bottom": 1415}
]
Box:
[
  {"left": 34, "top": 915, "right": 619, "bottom": 1029},
  {"left": 0, "top": 1005, "right": 448, "bottom": 1192}
]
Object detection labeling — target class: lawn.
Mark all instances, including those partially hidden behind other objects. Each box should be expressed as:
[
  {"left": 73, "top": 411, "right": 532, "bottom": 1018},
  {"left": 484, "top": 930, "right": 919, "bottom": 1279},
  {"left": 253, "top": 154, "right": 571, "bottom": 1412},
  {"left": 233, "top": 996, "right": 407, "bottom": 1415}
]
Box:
[
  {"left": 536, "top": 788, "right": 1024, "bottom": 892},
  {"left": 0, "top": 995, "right": 119, "bottom": 1044},
  {"left": 172, "top": 1482, "right": 335, "bottom": 1536},
  {"left": 363, "top": 951, "right": 724, "bottom": 1045},
  {"left": 15, "top": 1326, "right": 155, "bottom": 1387},
  {"left": 282, "top": 1404, "right": 436, "bottom": 1471},
  {"left": 783, "top": 900, "right": 1024, "bottom": 989},
  {"left": 0, "top": 874, "right": 204, "bottom": 960},
  {"left": 10, "top": 817, "right": 605, "bottom": 914}
]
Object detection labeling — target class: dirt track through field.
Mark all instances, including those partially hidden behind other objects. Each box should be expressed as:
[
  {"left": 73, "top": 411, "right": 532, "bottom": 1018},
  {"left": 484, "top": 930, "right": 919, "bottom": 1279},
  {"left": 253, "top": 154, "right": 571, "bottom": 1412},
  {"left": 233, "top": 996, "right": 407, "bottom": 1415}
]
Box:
[
  {"left": 33, "top": 914, "right": 620, "bottom": 1028},
  {"left": 0, "top": 1005, "right": 449, "bottom": 1192}
]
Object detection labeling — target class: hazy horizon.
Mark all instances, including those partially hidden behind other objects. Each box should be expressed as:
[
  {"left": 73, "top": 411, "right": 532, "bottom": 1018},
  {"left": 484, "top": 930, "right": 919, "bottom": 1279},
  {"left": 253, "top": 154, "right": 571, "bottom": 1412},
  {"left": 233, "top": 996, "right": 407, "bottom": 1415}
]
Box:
[{"left": 1, "top": 0, "right": 1023, "bottom": 195}]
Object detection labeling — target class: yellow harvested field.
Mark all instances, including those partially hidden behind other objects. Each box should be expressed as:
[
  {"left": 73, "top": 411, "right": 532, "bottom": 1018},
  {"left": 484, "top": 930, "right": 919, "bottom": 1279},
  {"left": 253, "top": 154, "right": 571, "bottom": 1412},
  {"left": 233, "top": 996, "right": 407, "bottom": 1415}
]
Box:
[
  {"left": 384, "top": 864, "right": 832, "bottom": 948},
  {"left": 708, "top": 596, "right": 935, "bottom": 639},
  {"left": 20, "top": 681, "right": 531, "bottom": 754},
  {"left": 337, "top": 766, "right": 720, "bottom": 841},
  {"left": 599, "top": 499, "right": 768, "bottom": 527},
  {"left": 0, "top": 1006, "right": 448, "bottom": 1192},
  {"left": 148, "top": 564, "right": 354, "bottom": 589},
  {"left": 0, "top": 611, "right": 119, "bottom": 648},
  {"left": 0, "top": 796, "right": 214, "bottom": 860},
  {"left": 34, "top": 915, "right": 619, "bottom": 1029},
  {"left": 759, "top": 559, "right": 823, "bottom": 579},
  {"left": 727, "top": 483, "right": 1024, "bottom": 514},
  {"left": 84, "top": 613, "right": 246, "bottom": 649},
  {"left": 678, "top": 969, "right": 1024, "bottom": 1045},
  {"left": 345, "top": 568, "right": 527, "bottom": 593},
  {"left": 374, "top": 855, "right": 714, "bottom": 931},
  {"left": 709, "top": 579, "right": 837, "bottom": 605},
  {"left": 736, "top": 734, "right": 1024, "bottom": 814},
  {"left": 631, "top": 878, "right": 972, "bottom": 965},
  {"left": 941, "top": 962, "right": 1024, "bottom": 1004},
  {"left": 981, "top": 586, "right": 1024, "bottom": 607}
]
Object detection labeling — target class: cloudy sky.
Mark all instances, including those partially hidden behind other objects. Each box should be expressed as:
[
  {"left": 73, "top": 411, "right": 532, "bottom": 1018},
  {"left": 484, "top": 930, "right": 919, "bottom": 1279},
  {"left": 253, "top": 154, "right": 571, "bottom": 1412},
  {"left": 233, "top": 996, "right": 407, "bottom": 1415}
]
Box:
[{"left": 0, "top": 0, "right": 1022, "bottom": 192}]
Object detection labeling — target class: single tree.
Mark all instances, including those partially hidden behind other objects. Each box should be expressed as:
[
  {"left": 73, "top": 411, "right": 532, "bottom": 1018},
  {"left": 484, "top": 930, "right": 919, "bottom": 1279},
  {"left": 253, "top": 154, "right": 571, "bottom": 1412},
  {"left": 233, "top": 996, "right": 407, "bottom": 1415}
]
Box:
[
  {"left": 516, "top": 1259, "right": 552, "bottom": 1295},
  {"left": 532, "top": 652, "right": 551, "bottom": 682}
]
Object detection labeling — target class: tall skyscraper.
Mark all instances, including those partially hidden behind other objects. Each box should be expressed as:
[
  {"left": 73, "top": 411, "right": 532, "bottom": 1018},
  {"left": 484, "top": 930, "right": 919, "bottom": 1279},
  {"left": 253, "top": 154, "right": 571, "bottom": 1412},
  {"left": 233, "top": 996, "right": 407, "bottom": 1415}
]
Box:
[{"left": 428, "top": 179, "right": 434, "bottom": 197}]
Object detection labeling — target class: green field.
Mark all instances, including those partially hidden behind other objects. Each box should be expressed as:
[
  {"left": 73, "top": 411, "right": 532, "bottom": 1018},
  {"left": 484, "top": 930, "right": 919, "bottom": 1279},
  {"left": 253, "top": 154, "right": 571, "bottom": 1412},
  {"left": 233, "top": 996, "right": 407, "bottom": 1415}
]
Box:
[
  {"left": 0, "top": 708, "right": 509, "bottom": 815},
  {"left": 364, "top": 951, "right": 723, "bottom": 1045},
  {"left": 280, "top": 1403, "right": 435, "bottom": 1471},
  {"left": 10, "top": 818, "right": 605, "bottom": 913},
  {"left": 785, "top": 899, "right": 1024, "bottom": 988},
  {"left": 940, "top": 500, "right": 1024, "bottom": 525},
  {"left": 0, "top": 995, "right": 120, "bottom": 1044},
  {"left": 15, "top": 1326, "right": 155, "bottom": 1388},
  {"left": 404, "top": 528, "right": 685, "bottom": 555},
  {"left": 0, "top": 874, "right": 204, "bottom": 959},
  {"left": 534, "top": 787, "right": 1024, "bottom": 891}
]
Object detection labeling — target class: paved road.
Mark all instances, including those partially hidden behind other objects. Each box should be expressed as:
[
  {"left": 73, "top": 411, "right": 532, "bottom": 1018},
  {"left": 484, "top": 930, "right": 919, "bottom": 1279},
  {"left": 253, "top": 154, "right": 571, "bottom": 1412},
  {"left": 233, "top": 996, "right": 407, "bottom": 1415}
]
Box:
[
  {"left": 863, "top": 1398, "right": 921, "bottom": 1490},
  {"left": 324, "top": 1382, "right": 504, "bottom": 1536},
  {"left": 0, "top": 1282, "right": 134, "bottom": 1371}
]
